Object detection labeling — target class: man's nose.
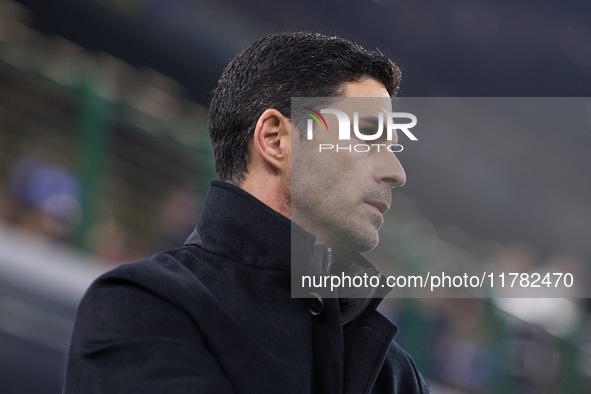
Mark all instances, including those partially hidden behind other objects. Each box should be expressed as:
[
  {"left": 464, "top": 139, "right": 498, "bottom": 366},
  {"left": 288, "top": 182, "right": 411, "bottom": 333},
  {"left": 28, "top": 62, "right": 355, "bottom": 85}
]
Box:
[{"left": 375, "top": 152, "right": 406, "bottom": 188}]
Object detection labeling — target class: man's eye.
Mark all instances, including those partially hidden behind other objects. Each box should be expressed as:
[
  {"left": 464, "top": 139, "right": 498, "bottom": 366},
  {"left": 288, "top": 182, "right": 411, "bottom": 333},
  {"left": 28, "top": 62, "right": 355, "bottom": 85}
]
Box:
[{"left": 357, "top": 128, "right": 387, "bottom": 142}]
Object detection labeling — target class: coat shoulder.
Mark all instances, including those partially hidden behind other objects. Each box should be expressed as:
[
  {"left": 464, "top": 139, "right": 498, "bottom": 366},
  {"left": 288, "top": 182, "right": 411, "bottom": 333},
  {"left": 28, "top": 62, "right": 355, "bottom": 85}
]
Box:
[
  {"left": 90, "top": 246, "right": 202, "bottom": 296},
  {"left": 65, "top": 246, "right": 238, "bottom": 393}
]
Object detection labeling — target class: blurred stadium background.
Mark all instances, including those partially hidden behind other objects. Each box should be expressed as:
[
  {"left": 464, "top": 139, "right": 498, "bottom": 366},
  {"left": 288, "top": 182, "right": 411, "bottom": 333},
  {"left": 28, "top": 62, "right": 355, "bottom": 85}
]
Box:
[{"left": 1, "top": 0, "right": 591, "bottom": 392}]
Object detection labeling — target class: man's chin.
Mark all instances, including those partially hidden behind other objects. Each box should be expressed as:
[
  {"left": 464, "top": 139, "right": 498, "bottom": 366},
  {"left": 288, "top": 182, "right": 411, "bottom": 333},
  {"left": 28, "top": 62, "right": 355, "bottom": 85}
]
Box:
[
  {"left": 358, "top": 238, "right": 379, "bottom": 253},
  {"left": 342, "top": 230, "right": 380, "bottom": 254}
]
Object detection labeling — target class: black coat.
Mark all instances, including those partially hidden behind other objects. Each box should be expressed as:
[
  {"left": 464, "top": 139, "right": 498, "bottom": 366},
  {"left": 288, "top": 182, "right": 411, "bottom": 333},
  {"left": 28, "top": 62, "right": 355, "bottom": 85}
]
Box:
[{"left": 65, "top": 181, "right": 429, "bottom": 393}]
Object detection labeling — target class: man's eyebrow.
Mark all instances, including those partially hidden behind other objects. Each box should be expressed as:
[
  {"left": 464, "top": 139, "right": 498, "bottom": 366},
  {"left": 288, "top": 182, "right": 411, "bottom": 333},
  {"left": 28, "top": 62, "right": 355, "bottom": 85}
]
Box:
[{"left": 358, "top": 115, "right": 380, "bottom": 125}]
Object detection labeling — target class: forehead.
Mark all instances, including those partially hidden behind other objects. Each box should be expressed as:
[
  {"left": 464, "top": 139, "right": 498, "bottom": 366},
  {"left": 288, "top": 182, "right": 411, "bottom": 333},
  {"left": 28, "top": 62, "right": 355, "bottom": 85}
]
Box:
[{"left": 336, "top": 79, "right": 392, "bottom": 114}]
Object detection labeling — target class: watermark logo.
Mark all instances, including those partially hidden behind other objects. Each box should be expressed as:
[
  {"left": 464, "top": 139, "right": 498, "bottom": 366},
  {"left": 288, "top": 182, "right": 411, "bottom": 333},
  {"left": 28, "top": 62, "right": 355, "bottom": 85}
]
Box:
[
  {"left": 303, "top": 107, "right": 329, "bottom": 132},
  {"left": 304, "top": 108, "right": 417, "bottom": 153}
]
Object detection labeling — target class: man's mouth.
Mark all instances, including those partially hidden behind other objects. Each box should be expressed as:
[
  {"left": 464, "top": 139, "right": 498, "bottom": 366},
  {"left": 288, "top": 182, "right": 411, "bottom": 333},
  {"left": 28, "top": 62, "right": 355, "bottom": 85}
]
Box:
[{"left": 364, "top": 200, "right": 390, "bottom": 215}]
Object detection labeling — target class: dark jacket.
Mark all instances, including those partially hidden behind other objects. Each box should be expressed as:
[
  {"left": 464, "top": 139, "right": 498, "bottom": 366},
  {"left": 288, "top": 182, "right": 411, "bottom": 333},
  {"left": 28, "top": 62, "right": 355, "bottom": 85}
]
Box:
[{"left": 65, "top": 181, "right": 429, "bottom": 393}]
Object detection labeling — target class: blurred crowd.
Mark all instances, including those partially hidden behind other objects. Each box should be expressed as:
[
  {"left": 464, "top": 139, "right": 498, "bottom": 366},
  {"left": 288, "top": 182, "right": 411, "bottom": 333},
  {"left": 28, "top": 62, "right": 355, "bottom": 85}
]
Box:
[{"left": 1, "top": 0, "right": 590, "bottom": 392}]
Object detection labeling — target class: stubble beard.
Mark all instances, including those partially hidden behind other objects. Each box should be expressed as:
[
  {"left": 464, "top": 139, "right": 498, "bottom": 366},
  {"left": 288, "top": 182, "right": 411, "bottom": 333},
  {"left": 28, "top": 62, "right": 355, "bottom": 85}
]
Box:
[
  {"left": 291, "top": 146, "right": 382, "bottom": 256},
  {"left": 330, "top": 209, "right": 381, "bottom": 255},
  {"left": 292, "top": 196, "right": 382, "bottom": 256}
]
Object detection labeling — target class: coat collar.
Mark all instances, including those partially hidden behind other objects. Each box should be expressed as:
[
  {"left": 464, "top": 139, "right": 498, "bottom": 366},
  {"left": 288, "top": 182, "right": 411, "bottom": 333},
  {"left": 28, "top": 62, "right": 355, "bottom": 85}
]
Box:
[
  {"left": 185, "top": 181, "right": 392, "bottom": 303},
  {"left": 185, "top": 180, "right": 315, "bottom": 270}
]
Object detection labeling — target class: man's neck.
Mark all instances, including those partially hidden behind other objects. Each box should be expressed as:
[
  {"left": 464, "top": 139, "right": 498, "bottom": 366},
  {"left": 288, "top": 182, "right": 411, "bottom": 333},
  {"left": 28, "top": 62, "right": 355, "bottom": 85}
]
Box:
[{"left": 239, "top": 176, "right": 291, "bottom": 219}]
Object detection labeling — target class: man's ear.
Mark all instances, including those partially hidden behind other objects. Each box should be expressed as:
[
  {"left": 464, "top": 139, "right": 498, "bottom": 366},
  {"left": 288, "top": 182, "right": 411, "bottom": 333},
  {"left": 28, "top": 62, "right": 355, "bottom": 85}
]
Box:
[{"left": 252, "top": 108, "right": 291, "bottom": 174}]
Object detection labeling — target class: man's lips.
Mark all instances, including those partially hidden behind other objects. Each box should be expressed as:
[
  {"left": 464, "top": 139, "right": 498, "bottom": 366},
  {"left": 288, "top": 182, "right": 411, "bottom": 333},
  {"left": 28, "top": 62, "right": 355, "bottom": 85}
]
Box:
[{"left": 365, "top": 200, "right": 390, "bottom": 214}]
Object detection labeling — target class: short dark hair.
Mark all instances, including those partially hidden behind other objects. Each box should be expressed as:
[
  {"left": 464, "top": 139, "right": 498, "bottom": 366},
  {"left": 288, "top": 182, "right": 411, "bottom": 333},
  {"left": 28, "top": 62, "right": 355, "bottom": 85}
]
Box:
[{"left": 208, "top": 32, "right": 401, "bottom": 184}]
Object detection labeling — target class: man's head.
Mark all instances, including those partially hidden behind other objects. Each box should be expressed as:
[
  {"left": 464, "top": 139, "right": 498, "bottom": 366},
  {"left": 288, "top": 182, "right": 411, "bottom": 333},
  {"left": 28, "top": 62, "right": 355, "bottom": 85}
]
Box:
[
  {"left": 291, "top": 81, "right": 406, "bottom": 255},
  {"left": 208, "top": 32, "right": 405, "bottom": 255},
  {"left": 209, "top": 32, "right": 401, "bottom": 185}
]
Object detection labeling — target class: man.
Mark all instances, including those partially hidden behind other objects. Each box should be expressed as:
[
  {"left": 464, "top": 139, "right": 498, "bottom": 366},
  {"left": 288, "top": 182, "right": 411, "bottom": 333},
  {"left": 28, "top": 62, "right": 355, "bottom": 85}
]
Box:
[{"left": 65, "top": 32, "right": 429, "bottom": 393}]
